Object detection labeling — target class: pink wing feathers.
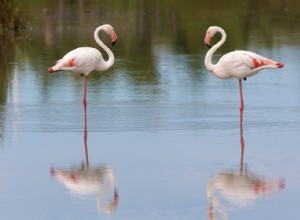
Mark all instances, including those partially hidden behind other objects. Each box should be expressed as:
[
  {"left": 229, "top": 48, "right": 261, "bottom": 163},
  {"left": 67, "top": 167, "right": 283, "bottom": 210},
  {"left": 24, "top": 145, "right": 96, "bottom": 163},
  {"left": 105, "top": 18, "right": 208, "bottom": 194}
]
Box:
[
  {"left": 216, "top": 50, "right": 284, "bottom": 79},
  {"left": 48, "top": 47, "right": 103, "bottom": 74}
]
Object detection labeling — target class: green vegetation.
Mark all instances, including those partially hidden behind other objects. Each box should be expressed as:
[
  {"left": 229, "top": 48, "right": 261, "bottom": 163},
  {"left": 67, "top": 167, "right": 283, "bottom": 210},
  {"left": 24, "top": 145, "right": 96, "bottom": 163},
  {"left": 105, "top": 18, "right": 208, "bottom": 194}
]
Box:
[{"left": 0, "top": 0, "right": 26, "bottom": 35}]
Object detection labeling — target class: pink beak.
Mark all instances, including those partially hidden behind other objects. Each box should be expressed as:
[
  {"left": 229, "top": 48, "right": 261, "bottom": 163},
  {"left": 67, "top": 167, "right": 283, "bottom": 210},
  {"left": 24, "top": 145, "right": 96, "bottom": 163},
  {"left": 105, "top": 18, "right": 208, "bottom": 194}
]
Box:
[
  {"left": 204, "top": 33, "right": 211, "bottom": 48},
  {"left": 111, "top": 32, "right": 118, "bottom": 46}
]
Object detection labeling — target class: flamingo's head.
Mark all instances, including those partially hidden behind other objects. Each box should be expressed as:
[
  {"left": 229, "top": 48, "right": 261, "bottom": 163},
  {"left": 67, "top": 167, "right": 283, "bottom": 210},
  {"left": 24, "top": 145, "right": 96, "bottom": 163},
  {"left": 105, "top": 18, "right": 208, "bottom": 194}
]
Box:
[
  {"left": 204, "top": 26, "right": 222, "bottom": 49},
  {"left": 102, "top": 24, "right": 118, "bottom": 46}
]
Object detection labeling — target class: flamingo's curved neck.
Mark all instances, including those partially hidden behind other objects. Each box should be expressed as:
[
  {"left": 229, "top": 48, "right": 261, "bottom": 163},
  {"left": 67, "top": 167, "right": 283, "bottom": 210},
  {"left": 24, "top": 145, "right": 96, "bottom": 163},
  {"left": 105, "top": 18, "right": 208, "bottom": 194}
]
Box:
[
  {"left": 96, "top": 169, "right": 117, "bottom": 214},
  {"left": 204, "top": 27, "right": 227, "bottom": 72},
  {"left": 94, "top": 26, "right": 115, "bottom": 71}
]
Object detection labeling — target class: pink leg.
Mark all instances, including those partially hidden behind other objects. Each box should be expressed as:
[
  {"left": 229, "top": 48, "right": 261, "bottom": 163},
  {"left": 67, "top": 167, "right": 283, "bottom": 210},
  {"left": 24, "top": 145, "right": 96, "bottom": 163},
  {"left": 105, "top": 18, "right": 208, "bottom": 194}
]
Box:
[
  {"left": 83, "top": 75, "right": 88, "bottom": 107},
  {"left": 239, "top": 79, "right": 244, "bottom": 137},
  {"left": 239, "top": 79, "right": 244, "bottom": 111},
  {"left": 239, "top": 79, "right": 244, "bottom": 128},
  {"left": 239, "top": 79, "right": 245, "bottom": 174}
]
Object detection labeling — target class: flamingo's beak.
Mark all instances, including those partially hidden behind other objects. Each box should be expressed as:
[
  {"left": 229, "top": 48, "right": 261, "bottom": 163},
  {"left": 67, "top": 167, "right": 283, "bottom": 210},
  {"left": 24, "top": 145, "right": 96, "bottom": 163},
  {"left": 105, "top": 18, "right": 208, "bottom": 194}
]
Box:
[
  {"left": 204, "top": 33, "right": 211, "bottom": 48},
  {"left": 111, "top": 32, "right": 118, "bottom": 46}
]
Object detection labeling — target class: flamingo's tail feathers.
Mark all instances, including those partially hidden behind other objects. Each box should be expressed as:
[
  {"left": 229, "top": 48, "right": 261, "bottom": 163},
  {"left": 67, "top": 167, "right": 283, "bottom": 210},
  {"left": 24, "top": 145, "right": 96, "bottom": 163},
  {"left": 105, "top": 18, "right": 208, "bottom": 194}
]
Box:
[
  {"left": 48, "top": 60, "right": 65, "bottom": 74},
  {"left": 254, "top": 58, "right": 284, "bottom": 69},
  {"left": 48, "top": 58, "right": 76, "bottom": 74},
  {"left": 278, "top": 179, "right": 285, "bottom": 189},
  {"left": 276, "top": 62, "right": 284, "bottom": 68},
  {"left": 48, "top": 66, "right": 60, "bottom": 74},
  {"left": 48, "top": 67, "right": 55, "bottom": 73}
]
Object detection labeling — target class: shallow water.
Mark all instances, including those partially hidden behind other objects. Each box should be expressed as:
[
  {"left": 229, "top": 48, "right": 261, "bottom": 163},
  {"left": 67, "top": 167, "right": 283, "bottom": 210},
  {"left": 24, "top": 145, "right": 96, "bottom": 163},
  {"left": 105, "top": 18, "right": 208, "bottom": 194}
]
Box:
[{"left": 1, "top": 1, "right": 300, "bottom": 219}]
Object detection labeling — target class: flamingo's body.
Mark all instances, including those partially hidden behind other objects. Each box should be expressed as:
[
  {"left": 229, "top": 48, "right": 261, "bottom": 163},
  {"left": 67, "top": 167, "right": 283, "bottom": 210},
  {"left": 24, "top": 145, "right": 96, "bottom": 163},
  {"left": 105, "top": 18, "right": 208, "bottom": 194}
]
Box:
[
  {"left": 204, "top": 26, "right": 284, "bottom": 111},
  {"left": 48, "top": 24, "right": 117, "bottom": 106}
]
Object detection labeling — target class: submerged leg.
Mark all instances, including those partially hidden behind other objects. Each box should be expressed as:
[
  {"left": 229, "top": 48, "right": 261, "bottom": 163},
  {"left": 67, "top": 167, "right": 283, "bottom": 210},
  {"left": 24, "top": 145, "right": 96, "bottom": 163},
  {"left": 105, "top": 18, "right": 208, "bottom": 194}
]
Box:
[
  {"left": 83, "top": 98, "right": 89, "bottom": 166},
  {"left": 83, "top": 75, "right": 89, "bottom": 165},
  {"left": 240, "top": 112, "right": 245, "bottom": 174}
]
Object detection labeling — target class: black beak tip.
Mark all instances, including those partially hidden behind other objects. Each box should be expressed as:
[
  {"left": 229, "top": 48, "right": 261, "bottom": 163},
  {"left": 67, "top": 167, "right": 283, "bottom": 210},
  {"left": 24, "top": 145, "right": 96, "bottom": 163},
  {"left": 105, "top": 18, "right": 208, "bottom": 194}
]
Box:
[
  {"left": 112, "top": 40, "right": 117, "bottom": 46},
  {"left": 205, "top": 43, "right": 211, "bottom": 49}
]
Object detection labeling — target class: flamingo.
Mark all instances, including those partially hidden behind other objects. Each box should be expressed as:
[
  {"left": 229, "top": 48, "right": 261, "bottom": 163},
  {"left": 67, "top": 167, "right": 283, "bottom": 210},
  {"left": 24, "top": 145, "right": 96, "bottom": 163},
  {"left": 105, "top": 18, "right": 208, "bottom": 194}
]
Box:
[
  {"left": 204, "top": 26, "right": 284, "bottom": 113},
  {"left": 48, "top": 24, "right": 117, "bottom": 106}
]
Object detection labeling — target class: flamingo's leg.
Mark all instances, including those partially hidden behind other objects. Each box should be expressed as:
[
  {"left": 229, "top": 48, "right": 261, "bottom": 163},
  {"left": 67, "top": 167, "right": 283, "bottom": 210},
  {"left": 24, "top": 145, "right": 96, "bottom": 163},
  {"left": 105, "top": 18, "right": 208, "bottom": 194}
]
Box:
[
  {"left": 239, "top": 79, "right": 244, "bottom": 111},
  {"left": 239, "top": 79, "right": 244, "bottom": 131},
  {"left": 83, "top": 75, "right": 88, "bottom": 107},
  {"left": 83, "top": 98, "right": 89, "bottom": 165},
  {"left": 83, "top": 74, "right": 89, "bottom": 165},
  {"left": 238, "top": 79, "right": 245, "bottom": 173}
]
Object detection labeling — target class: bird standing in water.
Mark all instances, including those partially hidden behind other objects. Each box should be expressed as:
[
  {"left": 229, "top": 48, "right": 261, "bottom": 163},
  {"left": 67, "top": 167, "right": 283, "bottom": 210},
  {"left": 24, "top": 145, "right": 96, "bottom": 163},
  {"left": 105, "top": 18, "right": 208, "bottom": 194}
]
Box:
[
  {"left": 204, "top": 26, "right": 284, "bottom": 113},
  {"left": 48, "top": 24, "right": 117, "bottom": 107}
]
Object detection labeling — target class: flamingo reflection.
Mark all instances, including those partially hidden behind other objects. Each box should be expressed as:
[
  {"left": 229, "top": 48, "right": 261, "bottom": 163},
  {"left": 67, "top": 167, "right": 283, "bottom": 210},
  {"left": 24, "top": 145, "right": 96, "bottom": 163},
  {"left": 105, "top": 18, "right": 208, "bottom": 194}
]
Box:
[
  {"left": 207, "top": 120, "right": 285, "bottom": 220},
  {"left": 207, "top": 168, "right": 285, "bottom": 220},
  {"left": 51, "top": 163, "right": 118, "bottom": 214},
  {"left": 51, "top": 104, "right": 119, "bottom": 214}
]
